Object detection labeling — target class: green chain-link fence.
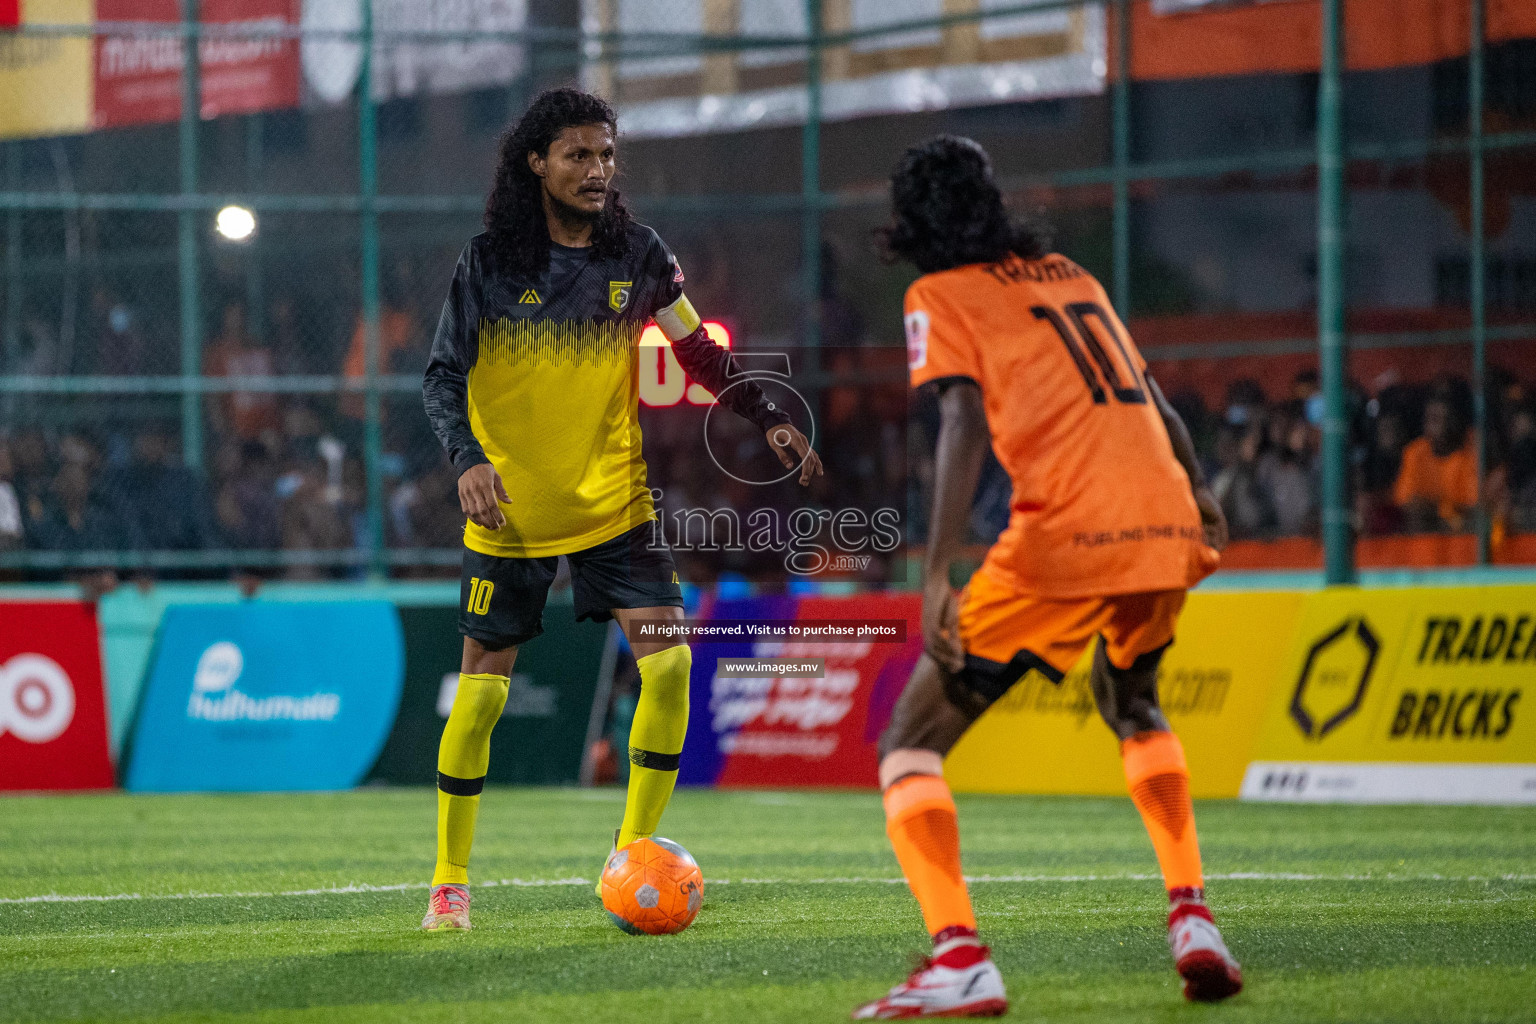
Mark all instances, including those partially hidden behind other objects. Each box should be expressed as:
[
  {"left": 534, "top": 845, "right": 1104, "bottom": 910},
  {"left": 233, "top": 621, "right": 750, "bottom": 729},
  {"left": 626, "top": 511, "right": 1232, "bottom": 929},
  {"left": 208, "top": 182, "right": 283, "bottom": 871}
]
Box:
[{"left": 2, "top": 0, "right": 1534, "bottom": 582}]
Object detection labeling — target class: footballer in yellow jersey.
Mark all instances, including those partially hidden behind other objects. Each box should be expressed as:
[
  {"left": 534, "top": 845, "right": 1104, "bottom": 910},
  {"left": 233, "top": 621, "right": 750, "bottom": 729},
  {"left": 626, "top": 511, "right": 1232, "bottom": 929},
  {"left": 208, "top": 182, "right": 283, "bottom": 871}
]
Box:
[{"left": 420, "top": 88, "right": 822, "bottom": 930}]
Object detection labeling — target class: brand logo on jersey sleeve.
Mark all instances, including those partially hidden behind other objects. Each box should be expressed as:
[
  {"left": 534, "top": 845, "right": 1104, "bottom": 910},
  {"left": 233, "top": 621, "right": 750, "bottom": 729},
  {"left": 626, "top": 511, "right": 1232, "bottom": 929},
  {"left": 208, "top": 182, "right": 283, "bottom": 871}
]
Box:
[
  {"left": 904, "top": 310, "right": 930, "bottom": 370},
  {"left": 609, "top": 280, "right": 633, "bottom": 313},
  {"left": 519, "top": 289, "right": 542, "bottom": 305}
]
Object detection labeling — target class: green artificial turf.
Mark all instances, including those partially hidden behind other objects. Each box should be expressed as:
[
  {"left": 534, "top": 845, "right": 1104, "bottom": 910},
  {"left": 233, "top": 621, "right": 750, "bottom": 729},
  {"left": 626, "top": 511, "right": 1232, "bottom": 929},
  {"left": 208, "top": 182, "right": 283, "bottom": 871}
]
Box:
[{"left": 2, "top": 788, "right": 1532, "bottom": 1023}]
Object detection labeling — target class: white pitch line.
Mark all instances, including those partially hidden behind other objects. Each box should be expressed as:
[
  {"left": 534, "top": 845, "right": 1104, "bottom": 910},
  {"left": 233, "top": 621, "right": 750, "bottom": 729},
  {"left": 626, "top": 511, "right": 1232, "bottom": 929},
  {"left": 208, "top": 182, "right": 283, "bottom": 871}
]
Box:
[{"left": 2, "top": 872, "right": 1533, "bottom": 906}]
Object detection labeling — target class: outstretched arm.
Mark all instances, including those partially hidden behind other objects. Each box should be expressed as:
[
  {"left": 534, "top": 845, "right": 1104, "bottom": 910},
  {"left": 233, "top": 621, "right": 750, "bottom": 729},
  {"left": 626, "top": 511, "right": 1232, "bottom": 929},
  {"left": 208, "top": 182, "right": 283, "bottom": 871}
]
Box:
[
  {"left": 921, "top": 378, "right": 990, "bottom": 673},
  {"left": 669, "top": 325, "right": 825, "bottom": 487},
  {"left": 646, "top": 231, "right": 823, "bottom": 486},
  {"left": 1148, "top": 373, "right": 1227, "bottom": 550},
  {"left": 668, "top": 326, "right": 787, "bottom": 433}
]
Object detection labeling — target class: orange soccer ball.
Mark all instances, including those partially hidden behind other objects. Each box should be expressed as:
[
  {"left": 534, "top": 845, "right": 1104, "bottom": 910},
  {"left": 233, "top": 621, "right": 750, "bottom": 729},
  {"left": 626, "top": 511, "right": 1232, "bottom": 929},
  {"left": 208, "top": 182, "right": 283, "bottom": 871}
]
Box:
[{"left": 600, "top": 837, "right": 704, "bottom": 935}]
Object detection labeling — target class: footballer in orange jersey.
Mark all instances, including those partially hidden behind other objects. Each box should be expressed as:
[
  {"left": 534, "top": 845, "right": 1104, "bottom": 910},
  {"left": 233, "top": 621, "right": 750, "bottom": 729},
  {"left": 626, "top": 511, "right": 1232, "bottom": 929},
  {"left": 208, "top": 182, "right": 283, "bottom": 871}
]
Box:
[{"left": 851, "top": 137, "right": 1241, "bottom": 1020}]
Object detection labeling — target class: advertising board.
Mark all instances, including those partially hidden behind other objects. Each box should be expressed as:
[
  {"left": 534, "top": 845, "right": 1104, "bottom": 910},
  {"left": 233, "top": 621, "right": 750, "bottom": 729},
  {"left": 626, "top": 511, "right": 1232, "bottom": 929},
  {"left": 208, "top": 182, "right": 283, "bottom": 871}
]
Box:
[
  {"left": 945, "top": 591, "right": 1306, "bottom": 797},
  {"left": 1242, "top": 586, "right": 1536, "bottom": 803},
  {"left": 124, "top": 602, "right": 404, "bottom": 792},
  {"left": 0, "top": 601, "right": 114, "bottom": 791}
]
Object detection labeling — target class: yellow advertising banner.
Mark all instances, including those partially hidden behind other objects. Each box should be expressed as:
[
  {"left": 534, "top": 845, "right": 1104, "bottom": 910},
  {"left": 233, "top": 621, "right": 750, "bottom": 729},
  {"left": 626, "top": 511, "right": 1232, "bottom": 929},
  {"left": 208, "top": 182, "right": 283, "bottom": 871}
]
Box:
[
  {"left": 944, "top": 591, "right": 1307, "bottom": 798},
  {"left": 1242, "top": 585, "right": 1536, "bottom": 803},
  {"left": 0, "top": 0, "right": 93, "bottom": 140}
]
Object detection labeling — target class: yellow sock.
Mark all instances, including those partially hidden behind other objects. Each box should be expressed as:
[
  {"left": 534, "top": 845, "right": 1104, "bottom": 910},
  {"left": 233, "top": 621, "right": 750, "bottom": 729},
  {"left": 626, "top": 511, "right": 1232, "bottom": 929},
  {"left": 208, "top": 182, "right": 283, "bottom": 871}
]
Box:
[
  {"left": 617, "top": 645, "right": 691, "bottom": 848},
  {"left": 432, "top": 672, "right": 509, "bottom": 887}
]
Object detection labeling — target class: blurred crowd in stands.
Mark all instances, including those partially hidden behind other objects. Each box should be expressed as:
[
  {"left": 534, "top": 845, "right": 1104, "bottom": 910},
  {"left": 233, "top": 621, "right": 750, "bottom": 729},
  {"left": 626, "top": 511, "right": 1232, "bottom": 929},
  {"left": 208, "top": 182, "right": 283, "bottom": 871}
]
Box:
[
  {"left": 3, "top": 271, "right": 1534, "bottom": 582},
  {"left": 909, "top": 365, "right": 1536, "bottom": 550},
  {"left": 0, "top": 280, "right": 914, "bottom": 584},
  {"left": 1188, "top": 368, "right": 1536, "bottom": 542},
  {"left": 0, "top": 276, "right": 461, "bottom": 582},
  {"left": 0, "top": 415, "right": 468, "bottom": 578}
]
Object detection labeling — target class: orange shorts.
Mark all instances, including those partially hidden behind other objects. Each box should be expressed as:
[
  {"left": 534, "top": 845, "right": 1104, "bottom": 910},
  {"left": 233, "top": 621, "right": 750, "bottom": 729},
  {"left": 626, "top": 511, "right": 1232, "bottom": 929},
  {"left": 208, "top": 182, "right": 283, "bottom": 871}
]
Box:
[{"left": 957, "top": 568, "right": 1185, "bottom": 694}]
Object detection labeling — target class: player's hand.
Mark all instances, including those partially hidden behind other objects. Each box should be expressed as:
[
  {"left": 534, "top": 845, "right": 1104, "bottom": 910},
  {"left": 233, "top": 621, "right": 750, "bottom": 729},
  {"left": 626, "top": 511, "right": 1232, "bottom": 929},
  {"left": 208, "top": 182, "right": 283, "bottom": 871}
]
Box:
[
  {"left": 1194, "top": 484, "right": 1228, "bottom": 551},
  {"left": 921, "top": 576, "right": 965, "bottom": 675},
  {"left": 459, "top": 463, "right": 510, "bottom": 531},
  {"left": 765, "top": 424, "right": 825, "bottom": 486}
]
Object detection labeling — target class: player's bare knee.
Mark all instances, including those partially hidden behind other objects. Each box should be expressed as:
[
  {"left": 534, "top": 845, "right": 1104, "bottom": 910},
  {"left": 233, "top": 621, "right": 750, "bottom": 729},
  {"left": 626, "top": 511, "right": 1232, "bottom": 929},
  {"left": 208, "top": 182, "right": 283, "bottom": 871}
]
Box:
[
  {"left": 877, "top": 748, "right": 945, "bottom": 789},
  {"left": 878, "top": 656, "right": 978, "bottom": 761},
  {"left": 877, "top": 713, "right": 936, "bottom": 762},
  {"left": 1092, "top": 645, "right": 1169, "bottom": 740},
  {"left": 461, "top": 636, "right": 517, "bottom": 676},
  {"left": 877, "top": 705, "right": 969, "bottom": 763},
  {"left": 1102, "top": 696, "right": 1165, "bottom": 739}
]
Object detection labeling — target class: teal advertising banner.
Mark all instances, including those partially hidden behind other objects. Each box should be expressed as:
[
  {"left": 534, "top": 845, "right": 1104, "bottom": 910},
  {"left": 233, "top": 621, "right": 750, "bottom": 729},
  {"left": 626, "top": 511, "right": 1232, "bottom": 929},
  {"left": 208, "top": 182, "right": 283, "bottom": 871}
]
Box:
[{"left": 124, "top": 602, "right": 404, "bottom": 792}]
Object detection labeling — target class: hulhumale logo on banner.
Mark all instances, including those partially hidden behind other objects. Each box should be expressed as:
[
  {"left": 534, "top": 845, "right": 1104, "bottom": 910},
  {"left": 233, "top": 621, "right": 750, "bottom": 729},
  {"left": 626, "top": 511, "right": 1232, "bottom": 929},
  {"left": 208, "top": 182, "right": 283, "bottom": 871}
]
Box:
[
  {"left": 186, "top": 641, "right": 341, "bottom": 722},
  {"left": 125, "top": 602, "right": 404, "bottom": 793}
]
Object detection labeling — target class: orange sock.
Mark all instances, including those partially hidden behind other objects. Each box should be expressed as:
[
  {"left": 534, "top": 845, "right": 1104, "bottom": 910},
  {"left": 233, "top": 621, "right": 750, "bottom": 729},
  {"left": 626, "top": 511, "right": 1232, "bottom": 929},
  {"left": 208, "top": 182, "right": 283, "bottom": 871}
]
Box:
[
  {"left": 1121, "top": 730, "right": 1204, "bottom": 892},
  {"left": 883, "top": 774, "right": 977, "bottom": 937}
]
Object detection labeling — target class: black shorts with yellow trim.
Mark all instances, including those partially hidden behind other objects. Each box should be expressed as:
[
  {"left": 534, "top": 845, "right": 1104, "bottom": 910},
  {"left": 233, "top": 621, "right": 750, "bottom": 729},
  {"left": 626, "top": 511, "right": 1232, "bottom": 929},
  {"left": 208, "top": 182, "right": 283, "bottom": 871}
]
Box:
[{"left": 459, "top": 522, "right": 683, "bottom": 650}]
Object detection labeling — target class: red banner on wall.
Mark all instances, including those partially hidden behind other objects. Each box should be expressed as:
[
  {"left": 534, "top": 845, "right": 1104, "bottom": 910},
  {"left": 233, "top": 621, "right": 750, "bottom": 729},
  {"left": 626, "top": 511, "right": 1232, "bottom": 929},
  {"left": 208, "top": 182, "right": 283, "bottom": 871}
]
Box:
[
  {"left": 1, "top": 0, "right": 19, "bottom": 29},
  {"left": 0, "top": 602, "right": 114, "bottom": 790},
  {"left": 94, "top": 0, "right": 300, "bottom": 130}
]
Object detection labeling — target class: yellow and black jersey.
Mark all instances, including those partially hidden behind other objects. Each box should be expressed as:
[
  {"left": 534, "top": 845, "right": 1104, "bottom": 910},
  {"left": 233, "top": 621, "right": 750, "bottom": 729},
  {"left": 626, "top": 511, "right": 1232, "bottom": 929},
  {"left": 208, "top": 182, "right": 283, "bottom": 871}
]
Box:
[{"left": 424, "top": 222, "right": 789, "bottom": 558}]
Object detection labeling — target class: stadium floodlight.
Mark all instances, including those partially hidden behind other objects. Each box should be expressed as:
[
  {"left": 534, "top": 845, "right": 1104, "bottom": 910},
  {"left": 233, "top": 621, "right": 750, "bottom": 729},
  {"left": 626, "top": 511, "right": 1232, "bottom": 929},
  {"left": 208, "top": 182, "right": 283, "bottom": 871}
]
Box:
[{"left": 215, "top": 205, "right": 257, "bottom": 242}]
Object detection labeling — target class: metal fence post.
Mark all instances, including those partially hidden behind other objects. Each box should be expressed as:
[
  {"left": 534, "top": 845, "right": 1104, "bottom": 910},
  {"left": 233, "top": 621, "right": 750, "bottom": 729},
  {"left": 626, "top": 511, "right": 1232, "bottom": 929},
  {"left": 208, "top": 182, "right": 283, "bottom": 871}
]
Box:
[
  {"left": 1318, "top": 0, "right": 1354, "bottom": 584},
  {"left": 3, "top": 144, "right": 19, "bottom": 376},
  {"left": 360, "top": 0, "right": 386, "bottom": 577},
  {"left": 1112, "top": 0, "right": 1131, "bottom": 318},
  {"left": 802, "top": 0, "right": 823, "bottom": 356},
  {"left": 1470, "top": 0, "right": 1489, "bottom": 565},
  {"left": 178, "top": 0, "right": 203, "bottom": 470}
]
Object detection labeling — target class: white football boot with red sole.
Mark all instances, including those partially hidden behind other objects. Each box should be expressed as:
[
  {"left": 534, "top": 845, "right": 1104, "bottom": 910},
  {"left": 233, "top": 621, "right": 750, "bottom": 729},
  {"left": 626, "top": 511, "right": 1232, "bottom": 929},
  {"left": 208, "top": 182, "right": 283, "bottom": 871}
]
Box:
[
  {"left": 1169, "top": 902, "right": 1243, "bottom": 1001},
  {"left": 851, "top": 950, "right": 1008, "bottom": 1019}
]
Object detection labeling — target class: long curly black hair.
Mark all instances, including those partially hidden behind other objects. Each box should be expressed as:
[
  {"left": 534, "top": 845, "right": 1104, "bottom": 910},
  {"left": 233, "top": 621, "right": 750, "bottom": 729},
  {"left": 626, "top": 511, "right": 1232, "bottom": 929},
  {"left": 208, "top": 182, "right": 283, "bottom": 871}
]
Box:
[
  {"left": 483, "top": 88, "right": 634, "bottom": 276},
  {"left": 878, "top": 135, "right": 1050, "bottom": 274}
]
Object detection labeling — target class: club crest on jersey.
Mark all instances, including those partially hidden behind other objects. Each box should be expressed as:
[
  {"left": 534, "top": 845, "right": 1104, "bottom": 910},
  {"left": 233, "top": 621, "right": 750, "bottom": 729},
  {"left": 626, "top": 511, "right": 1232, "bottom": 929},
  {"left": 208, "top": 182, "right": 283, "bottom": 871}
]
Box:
[
  {"left": 520, "top": 288, "right": 542, "bottom": 305},
  {"left": 609, "top": 280, "right": 633, "bottom": 313}
]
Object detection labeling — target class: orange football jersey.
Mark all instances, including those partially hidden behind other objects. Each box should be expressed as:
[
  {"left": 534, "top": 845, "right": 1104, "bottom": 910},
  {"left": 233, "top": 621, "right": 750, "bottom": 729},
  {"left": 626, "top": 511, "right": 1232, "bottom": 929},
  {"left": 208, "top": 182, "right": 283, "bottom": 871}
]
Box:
[{"left": 906, "top": 253, "right": 1218, "bottom": 598}]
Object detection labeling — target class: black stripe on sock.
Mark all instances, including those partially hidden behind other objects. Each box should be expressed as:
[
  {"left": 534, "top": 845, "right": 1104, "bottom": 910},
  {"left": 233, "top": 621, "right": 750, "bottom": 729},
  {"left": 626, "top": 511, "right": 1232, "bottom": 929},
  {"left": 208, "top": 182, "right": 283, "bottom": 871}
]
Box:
[
  {"left": 437, "top": 771, "right": 485, "bottom": 796},
  {"left": 628, "top": 747, "right": 681, "bottom": 772}
]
